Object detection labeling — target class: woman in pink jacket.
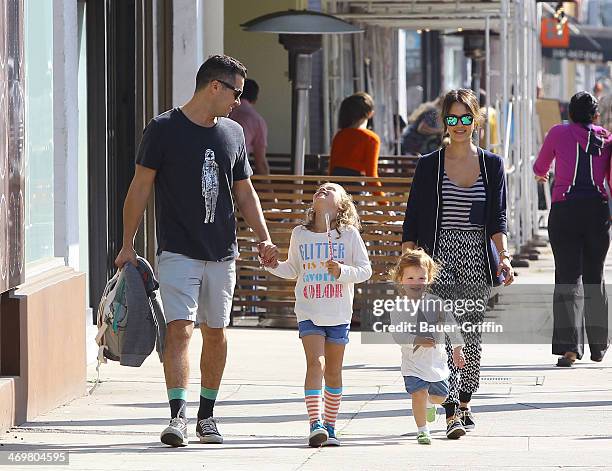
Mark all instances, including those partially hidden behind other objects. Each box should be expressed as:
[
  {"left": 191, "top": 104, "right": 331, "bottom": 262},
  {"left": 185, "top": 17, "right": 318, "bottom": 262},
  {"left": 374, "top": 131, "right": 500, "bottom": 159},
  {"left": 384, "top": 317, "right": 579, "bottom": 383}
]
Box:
[{"left": 534, "top": 91, "right": 612, "bottom": 367}]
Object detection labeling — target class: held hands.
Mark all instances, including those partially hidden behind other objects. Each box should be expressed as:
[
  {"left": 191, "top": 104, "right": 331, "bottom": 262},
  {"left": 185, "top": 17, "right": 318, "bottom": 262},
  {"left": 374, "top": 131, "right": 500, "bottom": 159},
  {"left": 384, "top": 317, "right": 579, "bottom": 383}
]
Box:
[
  {"left": 326, "top": 260, "right": 341, "bottom": 279},
  {"left": 258, "top": 240, "right": 279, "bottom": 268},
  {"left": 114, "top": 245, "right": 138, "bottom": 268},
  {"left": 452, "top": 346, "right": 466, "bottom": 369}
]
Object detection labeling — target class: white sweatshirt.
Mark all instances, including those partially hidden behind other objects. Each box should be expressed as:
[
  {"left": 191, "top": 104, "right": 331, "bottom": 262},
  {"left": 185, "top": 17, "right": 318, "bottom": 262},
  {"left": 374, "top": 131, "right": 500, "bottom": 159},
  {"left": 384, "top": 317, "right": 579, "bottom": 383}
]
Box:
[
  {"left": 390, "top": 293, "right": 464, "bottom": 382},
  {"left": 266, "top": 225, "right": 372, "bottom": 326}
]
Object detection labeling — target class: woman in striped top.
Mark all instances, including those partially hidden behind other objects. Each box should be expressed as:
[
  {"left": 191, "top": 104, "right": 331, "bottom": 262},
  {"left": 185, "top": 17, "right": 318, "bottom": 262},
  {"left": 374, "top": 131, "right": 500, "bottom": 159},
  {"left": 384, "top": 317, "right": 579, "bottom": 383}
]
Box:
[{"left": 402, "top": 89, "right": 513, "bottom": 439}]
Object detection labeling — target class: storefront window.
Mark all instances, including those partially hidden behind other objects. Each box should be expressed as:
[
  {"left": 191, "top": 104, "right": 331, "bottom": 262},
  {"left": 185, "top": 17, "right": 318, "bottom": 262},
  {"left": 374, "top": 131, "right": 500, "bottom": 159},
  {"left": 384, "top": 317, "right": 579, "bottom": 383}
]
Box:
[
  {"left": 24, "top": 0, "right": 54, "bottom": 263},
  {"left": 405, "top": 31, "right": 423, "bottom": 114}
]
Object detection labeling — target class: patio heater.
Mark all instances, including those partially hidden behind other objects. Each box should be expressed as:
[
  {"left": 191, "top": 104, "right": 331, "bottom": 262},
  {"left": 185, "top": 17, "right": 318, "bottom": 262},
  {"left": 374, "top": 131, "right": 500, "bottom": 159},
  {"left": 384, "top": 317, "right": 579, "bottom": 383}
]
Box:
[
  {"left": 242, "top": 10, "right": 362, "bottom": 175},
  {"left": 463, "top": 31, "right": 486, "bottom": 98}
]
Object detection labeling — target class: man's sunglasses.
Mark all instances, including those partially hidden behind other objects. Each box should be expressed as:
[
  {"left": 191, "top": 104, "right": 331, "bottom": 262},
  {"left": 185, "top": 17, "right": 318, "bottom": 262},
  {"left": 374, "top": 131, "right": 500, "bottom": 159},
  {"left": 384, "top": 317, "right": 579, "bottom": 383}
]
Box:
[
  {"left": 444, "top": 114, "right": 474, "bottom": 126},
  {"left": 216, "top": 79, "right": 243, "bottom": 100}
]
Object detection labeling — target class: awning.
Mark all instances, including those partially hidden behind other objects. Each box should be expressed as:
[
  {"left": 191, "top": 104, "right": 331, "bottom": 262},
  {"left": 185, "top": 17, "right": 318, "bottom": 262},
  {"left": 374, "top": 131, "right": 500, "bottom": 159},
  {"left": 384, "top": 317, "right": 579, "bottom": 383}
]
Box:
[{"left": 542, "top": 25, "right": 612, "bottom": 62}]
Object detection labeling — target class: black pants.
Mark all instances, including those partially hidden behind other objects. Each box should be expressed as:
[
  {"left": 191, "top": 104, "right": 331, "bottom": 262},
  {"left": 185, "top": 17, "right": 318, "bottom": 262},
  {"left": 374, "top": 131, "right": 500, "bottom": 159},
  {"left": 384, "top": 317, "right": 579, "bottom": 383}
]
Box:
[{"left": 548, "top": 197, "right": 610, "bottom": 359}]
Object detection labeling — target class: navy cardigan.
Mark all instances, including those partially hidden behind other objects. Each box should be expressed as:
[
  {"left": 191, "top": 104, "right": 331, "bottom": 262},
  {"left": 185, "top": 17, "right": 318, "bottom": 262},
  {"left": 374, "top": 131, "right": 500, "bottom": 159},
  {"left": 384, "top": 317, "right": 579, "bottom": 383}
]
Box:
[{"left": 402, "top": 147, "right": 508, "bottom": 286}]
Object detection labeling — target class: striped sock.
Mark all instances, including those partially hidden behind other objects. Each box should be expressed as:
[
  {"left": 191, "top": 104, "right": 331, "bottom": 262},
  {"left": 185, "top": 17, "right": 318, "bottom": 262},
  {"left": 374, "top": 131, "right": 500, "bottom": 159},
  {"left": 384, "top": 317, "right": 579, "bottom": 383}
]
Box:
[
  {"left": 305, "top": 389, "right": 322, "bottom": 424},
  {"left": 323, "top": 385, "right": 343, "bottom": 427},
  {"left": 167, "top": 388, "right": 187, "bottom": 419}
]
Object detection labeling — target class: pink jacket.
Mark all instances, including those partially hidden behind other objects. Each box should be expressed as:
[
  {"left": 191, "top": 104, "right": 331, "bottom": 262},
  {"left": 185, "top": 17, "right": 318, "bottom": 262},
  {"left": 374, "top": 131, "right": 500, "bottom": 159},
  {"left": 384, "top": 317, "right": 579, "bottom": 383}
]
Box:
[{"left": 534, "top": 123, "right": 612, "bottom": 202}]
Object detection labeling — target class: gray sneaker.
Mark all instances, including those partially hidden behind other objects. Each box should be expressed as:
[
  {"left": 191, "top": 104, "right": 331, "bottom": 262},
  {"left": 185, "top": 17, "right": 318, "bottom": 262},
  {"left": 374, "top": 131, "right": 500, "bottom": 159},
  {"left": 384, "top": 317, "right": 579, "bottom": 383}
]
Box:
[
  {"left": 196, "top": 417, "right": 224, "bottom": 444},
  {"left": 160, "top": 417, "right": 188, "bottom": 447}
]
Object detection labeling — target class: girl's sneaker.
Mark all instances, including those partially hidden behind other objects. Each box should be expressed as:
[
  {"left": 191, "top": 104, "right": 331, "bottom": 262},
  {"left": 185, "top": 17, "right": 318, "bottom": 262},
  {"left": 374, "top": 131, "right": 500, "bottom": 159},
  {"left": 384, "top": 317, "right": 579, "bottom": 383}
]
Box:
[
  {"left": 308, "top": 420, "right": 328, "bottom": 447},
  {"left": 426, "top": 405, "right": 437, "bottom": 423},
  {"left": 323, "top": 423, "right": 340, "bottom": 446},
  {"left": 417, "top": 431, "right": 432, "bottom": 445}
]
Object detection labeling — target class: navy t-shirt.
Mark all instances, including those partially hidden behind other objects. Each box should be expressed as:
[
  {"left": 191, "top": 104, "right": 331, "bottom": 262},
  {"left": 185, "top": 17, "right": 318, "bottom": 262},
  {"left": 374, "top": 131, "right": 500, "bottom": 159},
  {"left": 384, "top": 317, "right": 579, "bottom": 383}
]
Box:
[{"left": 136, "top": 108, "right": 252, "bottom": 261}]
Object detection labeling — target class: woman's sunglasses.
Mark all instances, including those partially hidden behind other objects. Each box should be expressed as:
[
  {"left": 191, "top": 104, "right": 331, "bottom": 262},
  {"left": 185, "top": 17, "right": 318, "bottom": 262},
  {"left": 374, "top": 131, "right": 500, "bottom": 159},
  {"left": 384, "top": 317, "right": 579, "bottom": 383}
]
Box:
[
  {"left": 444, "top": 114, "right": 474, "bottom": 126},
  {"left": 216, "top": 79, "right": 243, "bottom": 100}
]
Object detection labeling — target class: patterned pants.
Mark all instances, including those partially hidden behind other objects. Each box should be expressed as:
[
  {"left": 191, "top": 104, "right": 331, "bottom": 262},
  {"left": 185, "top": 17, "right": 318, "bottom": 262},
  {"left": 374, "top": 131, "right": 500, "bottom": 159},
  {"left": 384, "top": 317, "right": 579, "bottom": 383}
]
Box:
[{"left": 430, "top": 229, "right": 491, "bottom": 406}]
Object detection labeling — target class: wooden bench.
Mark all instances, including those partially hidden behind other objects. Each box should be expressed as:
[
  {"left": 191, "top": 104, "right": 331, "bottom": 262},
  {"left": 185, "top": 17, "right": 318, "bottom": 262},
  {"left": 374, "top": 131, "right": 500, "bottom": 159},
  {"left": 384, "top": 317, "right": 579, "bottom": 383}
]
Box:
[
  {"left": 318, "top": 154, "right": 419, "bottom": 178},
  {"left": 233, "top": 174, "right": 412, "bottom": 327},
  {"left": 251, "top": 154, "right": 420, "bottom": 178},
  {"left": 251, "top": 153, "right": 326, "bottom": 175}
]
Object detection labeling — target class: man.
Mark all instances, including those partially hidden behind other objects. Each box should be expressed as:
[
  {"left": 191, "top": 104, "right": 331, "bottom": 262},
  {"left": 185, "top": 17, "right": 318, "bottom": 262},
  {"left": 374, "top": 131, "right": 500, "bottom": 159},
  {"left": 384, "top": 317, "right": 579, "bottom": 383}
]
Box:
[
  {"left": 115, "top": 55, "right": 278, "bottom": 447},
  {"left": 229, "top": 79, "right": 270, "bottom": 175},
  {"left": 593, "top": 82, "right": 604, "bottom": 100}
]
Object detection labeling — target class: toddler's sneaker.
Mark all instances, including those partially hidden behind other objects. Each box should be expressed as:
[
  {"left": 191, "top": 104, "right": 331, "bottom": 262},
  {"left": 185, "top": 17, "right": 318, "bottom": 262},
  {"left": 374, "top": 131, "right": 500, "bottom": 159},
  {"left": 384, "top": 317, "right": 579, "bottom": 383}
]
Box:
[
  {"left": 323, "top": 423, "right": 340, "bottom": 446},
  {"left": 417, "top": 431, "right": 432, "bottom": 445},
  {"left": 308, "top": 420, "right": 328, "bottom": 447},
  {"left": 426, "top": 405, "right": 437, "bottom": 423},
  {"left": 446, "top": 417, "right": 466, "bottom": 439}
]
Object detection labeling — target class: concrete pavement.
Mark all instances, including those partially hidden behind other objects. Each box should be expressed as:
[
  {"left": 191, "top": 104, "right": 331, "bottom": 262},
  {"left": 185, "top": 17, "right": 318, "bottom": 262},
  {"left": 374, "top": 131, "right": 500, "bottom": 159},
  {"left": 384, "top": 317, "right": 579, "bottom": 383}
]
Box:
[{"left": 1, "top": 241, "right": 611, "bottom": 470}]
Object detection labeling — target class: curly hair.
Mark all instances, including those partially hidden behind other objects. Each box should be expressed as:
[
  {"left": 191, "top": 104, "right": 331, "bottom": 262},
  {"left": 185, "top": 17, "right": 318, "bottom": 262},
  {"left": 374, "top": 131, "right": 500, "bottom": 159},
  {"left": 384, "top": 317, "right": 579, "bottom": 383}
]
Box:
[
  {"left": 389, "top": 248, "right": 439, "bottom": 283},
  {"left": 304, "top": 183, "right": 361, "bottom": 236}
]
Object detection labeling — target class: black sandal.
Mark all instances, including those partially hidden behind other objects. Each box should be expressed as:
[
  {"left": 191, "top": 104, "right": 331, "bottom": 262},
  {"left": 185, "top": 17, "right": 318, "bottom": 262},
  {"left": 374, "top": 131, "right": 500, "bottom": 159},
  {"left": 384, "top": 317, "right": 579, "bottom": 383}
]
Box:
[{"left": 556, "top": 356, "right": 575, "bottom": 367}]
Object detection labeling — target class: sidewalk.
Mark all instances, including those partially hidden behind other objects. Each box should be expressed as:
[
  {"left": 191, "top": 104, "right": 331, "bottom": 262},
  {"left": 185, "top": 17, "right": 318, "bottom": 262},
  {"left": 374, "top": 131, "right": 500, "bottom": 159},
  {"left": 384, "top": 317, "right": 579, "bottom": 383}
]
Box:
[{"left": 2, "top": 241, "right": 611, "bottom": 470}]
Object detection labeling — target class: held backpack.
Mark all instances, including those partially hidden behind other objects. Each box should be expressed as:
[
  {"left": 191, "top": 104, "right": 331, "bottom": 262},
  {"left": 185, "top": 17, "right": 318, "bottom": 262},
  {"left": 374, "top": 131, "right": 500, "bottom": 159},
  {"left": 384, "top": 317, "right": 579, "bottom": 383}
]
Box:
[{"left": 94, "top": 256, "right": 166, "bottom": 376}]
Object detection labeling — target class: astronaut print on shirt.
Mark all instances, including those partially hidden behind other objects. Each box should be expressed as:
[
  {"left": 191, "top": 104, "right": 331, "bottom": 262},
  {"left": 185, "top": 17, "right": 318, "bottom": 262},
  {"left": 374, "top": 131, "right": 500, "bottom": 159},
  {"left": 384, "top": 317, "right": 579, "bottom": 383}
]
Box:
[
  {"left": 300, "top": 239, "right": 346, "bottom": 299},
  {"left": 202, "top": 149, "right": 220, "bottom": 224}
]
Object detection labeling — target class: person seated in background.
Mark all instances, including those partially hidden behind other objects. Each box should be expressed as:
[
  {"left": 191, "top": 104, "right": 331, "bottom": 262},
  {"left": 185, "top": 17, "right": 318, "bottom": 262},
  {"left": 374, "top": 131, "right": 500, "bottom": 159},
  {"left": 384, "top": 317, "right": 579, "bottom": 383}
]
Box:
[
  {"left": 329, "top": 92, "right": 381, "bottom": 179},
  {"left": 229, "top": 79, "right": 270, "bottom": 175},
  {"left": 393, "top": 114, "right": 407, "bottom": 155},
  {"left": 328, "top": 92, "right": 386, "bottom": 204},
  {"left": 401, "top": 95, "right": 444, "bottom": 155}
]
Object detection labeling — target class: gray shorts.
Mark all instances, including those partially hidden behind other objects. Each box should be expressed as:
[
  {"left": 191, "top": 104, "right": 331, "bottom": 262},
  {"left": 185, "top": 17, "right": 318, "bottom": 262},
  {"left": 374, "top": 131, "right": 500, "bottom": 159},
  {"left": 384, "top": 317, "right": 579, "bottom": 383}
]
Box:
[{"left": 157, "top": 251, "right": 236, "bottom": 328}]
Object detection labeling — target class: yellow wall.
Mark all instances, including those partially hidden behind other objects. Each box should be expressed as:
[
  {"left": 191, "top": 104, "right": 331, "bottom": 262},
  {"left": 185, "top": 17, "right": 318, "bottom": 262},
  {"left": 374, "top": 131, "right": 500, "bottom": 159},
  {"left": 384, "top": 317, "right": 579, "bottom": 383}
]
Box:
[{"left": 224, "top": 0, "right": 307, "bottom": 154}]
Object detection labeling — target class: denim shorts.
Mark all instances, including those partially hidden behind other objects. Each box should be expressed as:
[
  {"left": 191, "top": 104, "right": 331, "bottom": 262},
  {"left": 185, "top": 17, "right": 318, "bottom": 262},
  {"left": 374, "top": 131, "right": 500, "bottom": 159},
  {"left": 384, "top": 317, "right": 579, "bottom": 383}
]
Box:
[
  {"left": 404, "top": 376, "right": 449, "bottom": 398},
  {"left": 297, "top": 320, "right": 350, "bottom": 345}
]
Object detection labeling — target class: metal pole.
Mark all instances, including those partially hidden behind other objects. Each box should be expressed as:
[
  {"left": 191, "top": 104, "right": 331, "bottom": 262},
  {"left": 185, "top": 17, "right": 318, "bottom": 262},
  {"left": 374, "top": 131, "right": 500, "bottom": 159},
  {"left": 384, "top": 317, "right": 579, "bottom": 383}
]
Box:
[
  {"left": 511, "top": 0, "right": 522, "bottom": 254},
  {"left": 322, "top": 35, "right": 331, "bottom": 152},
  {"left": 501, "top": 0, "right": 508, "bottom": 159},
  {"left": 520, "top": 0, "right": 530, "bottom": 248},
  {"left": 339, "top": 34, "right": 345, "bottom": 97},
  {"left": 293, "top": 53, "right": 312, "bottom": 175},
  {"left": 530, "top": 1, "right": 536, "bottom": 240},
  {"left": 330, "top": 35, "right": 339, "bottom": 140},
  {"left": 485, "top": 15, "right": 491, "bottom": 150}
]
